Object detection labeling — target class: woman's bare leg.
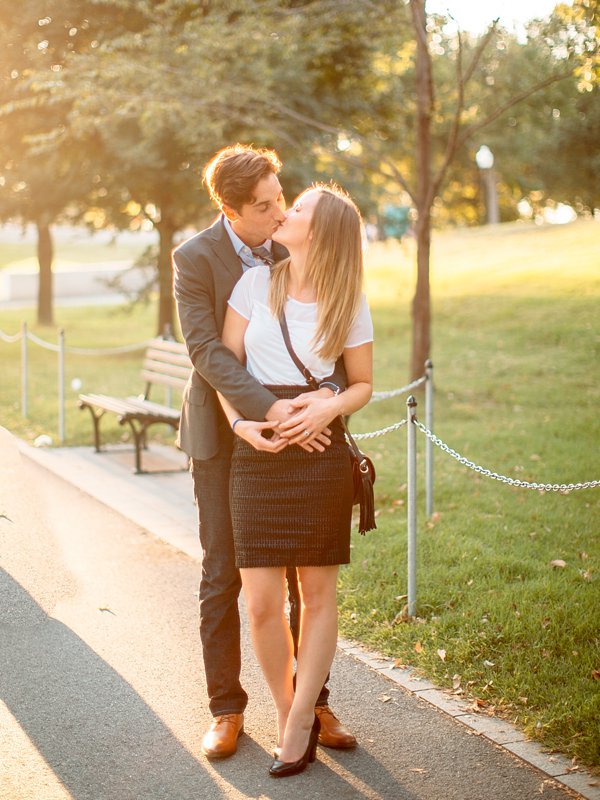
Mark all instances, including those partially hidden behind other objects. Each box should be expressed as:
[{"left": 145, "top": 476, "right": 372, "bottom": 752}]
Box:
[
  {"left": 240, "top": 566, "right": 294, "bottom": 746},
  {"left": 279, "top": 565, "right": 339, "bottom": 762}
]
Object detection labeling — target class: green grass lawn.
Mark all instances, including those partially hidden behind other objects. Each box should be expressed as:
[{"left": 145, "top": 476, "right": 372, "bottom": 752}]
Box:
[{"left": 1, "top": 218, "right": 599, "bottom": 769}]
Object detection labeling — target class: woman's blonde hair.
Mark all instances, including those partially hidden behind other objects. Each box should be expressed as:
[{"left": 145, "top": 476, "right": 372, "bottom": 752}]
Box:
[{"left": 269, "top": 184, "right": 364, "bottom": 362}]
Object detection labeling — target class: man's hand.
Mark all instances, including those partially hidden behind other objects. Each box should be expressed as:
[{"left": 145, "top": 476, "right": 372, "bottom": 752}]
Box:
[{"left": 233, "top": 420, "right": 288, "bottom": 453}]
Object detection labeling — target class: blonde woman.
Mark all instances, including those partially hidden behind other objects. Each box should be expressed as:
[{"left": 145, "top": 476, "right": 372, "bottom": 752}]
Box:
[{"left": 217, "top": 184, "right": 373, "bottom": 777}]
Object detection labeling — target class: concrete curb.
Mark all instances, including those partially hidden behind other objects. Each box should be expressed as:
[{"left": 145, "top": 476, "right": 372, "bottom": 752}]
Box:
[{"left": 337, "top": 639, "right": 600, "bottom": 800}]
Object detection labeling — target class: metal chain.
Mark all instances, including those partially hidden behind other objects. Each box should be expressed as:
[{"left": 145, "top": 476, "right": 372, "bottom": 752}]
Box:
[
  {"left": 63, "top": 341, "right": 152, "bottom": 356},
  {"left": 371, "top": 375, "right": 426, "bottom": 402},
  {"left": 26, "top": 331, "right": 60, "bottom": 351},
  {"left": 413, "top": 419, "right": 600, "bottom": 492},
  {"left": 0, "top": 329, "right": 22, "bottom": 343},
  {"left": 349, "top": 418, "right": 407, "bottom": 440},
  {"left": 20, "top": 331, "right": 151, "bottom": 355}
]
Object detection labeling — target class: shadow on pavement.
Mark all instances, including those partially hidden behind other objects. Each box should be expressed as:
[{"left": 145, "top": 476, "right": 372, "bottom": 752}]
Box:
[{"left": 0, "top": 569, "right": 223, "bottom": 800}]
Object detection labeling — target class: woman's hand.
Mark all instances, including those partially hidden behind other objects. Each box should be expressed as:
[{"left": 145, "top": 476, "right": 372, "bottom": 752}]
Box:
[
  {"left": 234, "top": 420, "right": 289, "bottom": 453},
  {"left": 278, "top": 394, "right": 341, "bottom": 450}
]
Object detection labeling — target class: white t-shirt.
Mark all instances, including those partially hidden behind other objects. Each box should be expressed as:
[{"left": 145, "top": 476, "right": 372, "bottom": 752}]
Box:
[{"left": 228, "top": 265, "right": 373, "bottom": 385}]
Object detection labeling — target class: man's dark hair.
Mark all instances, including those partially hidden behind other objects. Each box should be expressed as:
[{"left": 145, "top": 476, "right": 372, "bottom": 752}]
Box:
[{"left": 203, "top": 144, "right": 282, "bottom": 212}]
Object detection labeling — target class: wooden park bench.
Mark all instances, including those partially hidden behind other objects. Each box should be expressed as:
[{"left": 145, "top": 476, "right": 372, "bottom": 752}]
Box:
[{"left": 78, "top": 337, "right": 192, "bottom": 473}]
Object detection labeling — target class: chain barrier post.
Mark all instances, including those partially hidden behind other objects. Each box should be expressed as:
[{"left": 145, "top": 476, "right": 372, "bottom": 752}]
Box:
[
  {"left": 407, "top": 395, "right": 418, "bottom": 618},
  {"left": 21, "top": 321, "right": 28, "bottom": 418},
  {"left": 425, "top": 359, "right": 434, "bottom": 517},
  {"left": 58, "top": 328, "right": 65, "bottom": 443}
]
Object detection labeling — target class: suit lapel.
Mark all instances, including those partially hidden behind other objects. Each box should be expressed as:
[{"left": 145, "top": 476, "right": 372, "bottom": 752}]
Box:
[
  {"left": 208, "top": 215, "right": 289, "bottom": 276},
  {"left": 272, "top": 241, "right": 289, "bottom": 263},
  {"left": 208, "top": 215, "right": 243, "bottom": 282}
]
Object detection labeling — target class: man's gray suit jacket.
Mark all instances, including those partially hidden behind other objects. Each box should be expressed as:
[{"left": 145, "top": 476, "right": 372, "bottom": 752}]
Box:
[{"left": 173, "top": 215, "right": 287, "bottom": 461}]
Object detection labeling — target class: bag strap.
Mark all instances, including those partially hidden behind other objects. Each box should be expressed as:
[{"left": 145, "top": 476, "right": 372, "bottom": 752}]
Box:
[
  {"left": 279, "top": 313, "right": 319, "bottom": 389},
  {"left": 278, "top": 314, "right": 366, "bottom": 464}
]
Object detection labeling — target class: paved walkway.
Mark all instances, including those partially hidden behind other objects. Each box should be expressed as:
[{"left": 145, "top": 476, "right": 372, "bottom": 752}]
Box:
[{"left": 1, "top": 428, "right": 598, "bottom": 800}]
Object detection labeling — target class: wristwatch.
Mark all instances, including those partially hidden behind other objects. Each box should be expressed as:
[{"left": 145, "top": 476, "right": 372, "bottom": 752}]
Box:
[{"left": 319, "top": 381, "right": 341, "bottom": 396}]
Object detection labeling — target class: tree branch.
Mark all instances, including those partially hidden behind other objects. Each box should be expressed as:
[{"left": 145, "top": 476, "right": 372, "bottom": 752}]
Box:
[
  {"left": 463, "top": 20, "right": 499, "bottom": 85},
  {"left": 259, "top": 100, "right": 418, "bottom": 203},
  {"left": 379, "top": 158, "right": 417, "bottom": 205},
  {"left": 429, "top": 19, "right": 500, "bottom": 201},
  {"left": 457, "top": 69, "right": 573, "bottom": 147},
  {"left": 430, "top": 25, "right": 465, "bottom": 203}
]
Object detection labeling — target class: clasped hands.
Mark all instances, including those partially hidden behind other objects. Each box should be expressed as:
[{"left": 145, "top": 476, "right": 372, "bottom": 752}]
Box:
[{"left": 234, "top": 392, "right": 341, "bottom": 453}]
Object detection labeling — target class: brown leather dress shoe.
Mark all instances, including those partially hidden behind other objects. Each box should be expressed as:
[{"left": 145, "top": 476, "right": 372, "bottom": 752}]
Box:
[
  {"left": 201, "top": 713, "right": 244, "bottom": 759},
  {"left": 315, "top": 706, "right": 357, "bottom": 749}
]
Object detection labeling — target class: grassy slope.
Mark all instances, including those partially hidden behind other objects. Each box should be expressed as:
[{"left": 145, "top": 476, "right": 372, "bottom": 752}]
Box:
[
  {"left": 1, "top": 219, "right": 599, "bottom": 767},
  {"left": 345, "top": 219, "right": 600, "bottom": 769}
]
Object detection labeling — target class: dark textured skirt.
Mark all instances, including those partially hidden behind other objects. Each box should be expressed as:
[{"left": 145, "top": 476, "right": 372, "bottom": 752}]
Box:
[{"left": 230, "top": 385, "right": 354, "bottom": 568}]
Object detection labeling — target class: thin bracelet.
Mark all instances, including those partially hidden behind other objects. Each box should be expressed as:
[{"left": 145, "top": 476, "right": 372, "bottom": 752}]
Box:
[
  {"left": 231, "top": 417, "right": 245, "bottom": 432},
  {"left": 319, "top": 381, "right": 341, "bottom": 395}
]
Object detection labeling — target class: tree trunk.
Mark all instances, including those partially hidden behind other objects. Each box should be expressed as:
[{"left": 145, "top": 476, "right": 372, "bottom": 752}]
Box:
[
  {"left": 410, "top": 0, "right": 433, "bottom": 380},
  {"left": 155, "top": 219, "right": 176, "bottom": 338},
  {"left": 411, "top": 211, "right": 431, "bottom": 379},
  {"left": 36, "top": 217, "right": 54, "bottom": 327}
]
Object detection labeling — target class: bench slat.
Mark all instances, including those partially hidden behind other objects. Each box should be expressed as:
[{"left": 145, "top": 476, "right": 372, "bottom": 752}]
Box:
[
  {"left": 144, "top": 349, "right": 191, "bottom": 368},
  {"left": 124, "top": 396, "right": 181, "bottom": 420},
  {"left": 146, "top": 338, "right": 189, "bottom": 355},
  {"left": 140, "top": 370, "right": 188, "bottom": 391},
  {"left": 142, "top": 358, "right": 191, "bottom": 381}
]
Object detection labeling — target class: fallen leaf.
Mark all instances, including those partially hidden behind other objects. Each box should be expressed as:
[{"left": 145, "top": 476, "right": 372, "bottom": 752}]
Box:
[
  {"left": 415, "top": 641, "right": 423, "bottom": 654},
  {"left": 393, "top": 606, "right": 410, "bottom": 625},
  {"left": 437, "top": 649, "right": 446, "bottom": 661},
  {"left": 379, "top": 695, "right": 392, "bottom": 703},
  {"left": 452, "top": 674, "right": 461, "bottom": 690},
  {"left": 591, "top": 669, "right": 600, "bottom": 681},
  {"left": 550, "top": 559, "right": 566, "bottom": 568},
  {"left": 579, "top": 552, "right": 589, "bottom": 561},
  {"left": 579, "top": 569, "right": 592, "bottom": 581},
  {"left": 483, "top": 660, "right": 495, "bottom": 668},
  {"left": 393, "top": 659, "right": 409, "bottom": 669}
]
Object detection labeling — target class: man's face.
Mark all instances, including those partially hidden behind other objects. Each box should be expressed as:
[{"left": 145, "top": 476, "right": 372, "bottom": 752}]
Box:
[{"left": 225, "top": 172, "right": 286, "bottom": 247}]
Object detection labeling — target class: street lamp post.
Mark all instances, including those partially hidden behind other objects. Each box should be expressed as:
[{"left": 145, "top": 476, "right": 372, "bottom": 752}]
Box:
[{"left": 475, "top": 145, "right": 500, "bottom": 225}]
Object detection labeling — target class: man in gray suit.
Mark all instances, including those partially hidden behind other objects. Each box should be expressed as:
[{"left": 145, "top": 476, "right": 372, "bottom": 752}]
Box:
[{"left": 173, "top": 144, "right": 356, "bottom": 759}]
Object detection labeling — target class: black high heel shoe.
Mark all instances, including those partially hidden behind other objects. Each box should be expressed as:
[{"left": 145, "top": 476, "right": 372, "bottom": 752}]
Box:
[{"left": 268, "top": 715, "right": 320, "bottom": 778}]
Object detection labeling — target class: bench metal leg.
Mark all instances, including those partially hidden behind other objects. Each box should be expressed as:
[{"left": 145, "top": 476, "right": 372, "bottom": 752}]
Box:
[
  {"left": 123, "top": 420, "right": 148, "bottom": 474},
  {"left": 80, "top": 405, "right": 105, "bottom": 453},
  {"left": 121, "top": 420, "right": 181, "bottom": 474}
]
